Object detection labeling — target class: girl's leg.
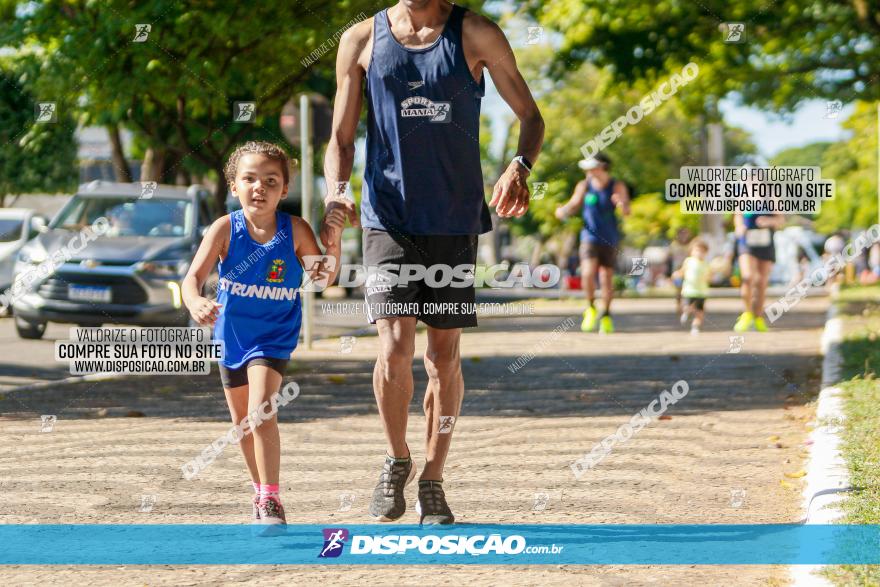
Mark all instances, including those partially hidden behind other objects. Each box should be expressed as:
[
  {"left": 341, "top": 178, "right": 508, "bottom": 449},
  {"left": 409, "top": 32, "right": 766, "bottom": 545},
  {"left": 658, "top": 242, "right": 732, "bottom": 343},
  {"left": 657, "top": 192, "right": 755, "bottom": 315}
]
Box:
[
  {"left": 693, "top": 309, "right": 704, "bottom": 329},
  {"left": 246, "top": 364, "right": 284, "bottom": 485},
  {"left": 223, "top": 383, "right": 259, "bottom": 484}
]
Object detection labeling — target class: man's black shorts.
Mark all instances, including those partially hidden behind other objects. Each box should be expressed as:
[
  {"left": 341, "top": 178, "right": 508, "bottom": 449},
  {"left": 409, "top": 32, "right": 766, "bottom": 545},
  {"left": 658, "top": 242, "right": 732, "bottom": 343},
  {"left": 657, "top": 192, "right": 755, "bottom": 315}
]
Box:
[
  {"left": 579, "top": 241, "right": 617, "bottom": 269},
  {"left": 362, "top": 228, "right": 478, "bottom": 329}
]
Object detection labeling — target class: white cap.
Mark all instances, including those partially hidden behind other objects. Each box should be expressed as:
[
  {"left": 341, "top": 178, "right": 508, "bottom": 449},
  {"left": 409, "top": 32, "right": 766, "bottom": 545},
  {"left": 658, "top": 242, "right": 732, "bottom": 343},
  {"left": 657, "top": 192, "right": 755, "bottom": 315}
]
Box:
[{"left": 578, "top": 158, "right": 602, "bottom": 170}]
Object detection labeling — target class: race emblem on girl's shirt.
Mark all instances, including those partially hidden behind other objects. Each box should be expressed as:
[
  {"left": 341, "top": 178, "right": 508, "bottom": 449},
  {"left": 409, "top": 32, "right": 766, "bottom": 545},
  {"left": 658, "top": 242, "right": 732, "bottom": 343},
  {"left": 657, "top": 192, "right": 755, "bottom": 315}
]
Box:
[{"left": 267, "top": 259, "right": 286, "bottom": 283}]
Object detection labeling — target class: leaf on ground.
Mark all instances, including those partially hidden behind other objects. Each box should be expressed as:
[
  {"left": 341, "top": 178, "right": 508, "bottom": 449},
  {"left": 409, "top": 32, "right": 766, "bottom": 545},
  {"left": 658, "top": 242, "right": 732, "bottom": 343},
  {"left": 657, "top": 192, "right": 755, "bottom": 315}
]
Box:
[
  {"left": 784, "top": 470, "right": 806, "bottom": 478},
  {"left": 125, "top": 410, "right": 145, "bottom": 417},
  {"left": 768, "top": 435, "right": 781, "bottom": 442},
  {"left": 780, "top": 479, "right": 796, "bottom": 490},
  {"left": 327, "top": 375, "right": 346, "bottom": 384},
  {"left": 658, "top": 415, "right": 672, "bottom": 420}
]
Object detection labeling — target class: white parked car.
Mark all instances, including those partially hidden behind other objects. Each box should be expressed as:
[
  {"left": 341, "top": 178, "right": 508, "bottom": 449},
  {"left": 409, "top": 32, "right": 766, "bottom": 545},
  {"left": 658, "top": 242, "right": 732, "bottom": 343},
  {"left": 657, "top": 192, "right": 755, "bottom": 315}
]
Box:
[{"left": 0, "top": 208, "right": 47, "bottom": 293}]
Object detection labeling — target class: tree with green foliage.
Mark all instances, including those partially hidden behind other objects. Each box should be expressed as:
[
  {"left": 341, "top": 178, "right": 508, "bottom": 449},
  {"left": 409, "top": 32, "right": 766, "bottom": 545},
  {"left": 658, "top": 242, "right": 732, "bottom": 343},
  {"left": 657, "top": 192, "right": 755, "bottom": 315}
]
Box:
[
  {"left": 523, "top": 0, "right": 880, "bottom": 113},
  {"left": 0, "top": 0, "right": 423, "bottom": 209},
  {"left": 815, "top": 103, "right": 878, "bottom": 233},
  {"left": 0, "top": 63, "right": 78, "bottom": 206},
  {"left": 770, "top": 142, "right": 833, "bottom": 169},
  {"left": 498, "top": 44, "right": 755, "bottom": 259},
  {"left": 768, "top": 104, "right": 877, "bottom": 235}
]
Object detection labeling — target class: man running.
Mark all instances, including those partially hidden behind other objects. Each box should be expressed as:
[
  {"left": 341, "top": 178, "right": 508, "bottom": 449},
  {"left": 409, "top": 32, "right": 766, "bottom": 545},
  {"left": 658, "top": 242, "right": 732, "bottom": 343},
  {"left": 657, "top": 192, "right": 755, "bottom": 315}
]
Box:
[
  {"left": 320, "top": 0, "right": 543, "bottom": 524},
  {"left": 555, "top": 152, "right": 630, "bottom": 333}
]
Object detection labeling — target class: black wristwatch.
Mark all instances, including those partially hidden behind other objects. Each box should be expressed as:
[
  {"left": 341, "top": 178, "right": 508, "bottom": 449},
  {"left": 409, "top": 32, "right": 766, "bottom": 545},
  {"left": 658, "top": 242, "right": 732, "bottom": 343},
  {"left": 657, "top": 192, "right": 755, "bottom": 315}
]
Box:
[{"left": 512, "top": 155, "right": 532, "bottom": 173}]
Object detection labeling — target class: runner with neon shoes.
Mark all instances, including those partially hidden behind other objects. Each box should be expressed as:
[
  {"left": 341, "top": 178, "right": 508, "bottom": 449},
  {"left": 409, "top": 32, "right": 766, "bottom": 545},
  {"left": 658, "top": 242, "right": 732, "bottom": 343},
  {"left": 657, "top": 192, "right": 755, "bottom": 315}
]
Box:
[{"left": 555, "top": 152, "right": 630, "bottom": 333}]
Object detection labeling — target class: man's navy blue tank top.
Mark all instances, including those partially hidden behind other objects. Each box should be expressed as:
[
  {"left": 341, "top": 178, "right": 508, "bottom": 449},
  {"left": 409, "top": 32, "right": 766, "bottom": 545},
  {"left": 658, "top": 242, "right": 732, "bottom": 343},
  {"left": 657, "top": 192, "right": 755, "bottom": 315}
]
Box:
[
  {"left": 581, "top": 178, "right": 620, "bottom": 247},
  {"left": 361, "top": 4, "right": 492, "bottom": 236}
]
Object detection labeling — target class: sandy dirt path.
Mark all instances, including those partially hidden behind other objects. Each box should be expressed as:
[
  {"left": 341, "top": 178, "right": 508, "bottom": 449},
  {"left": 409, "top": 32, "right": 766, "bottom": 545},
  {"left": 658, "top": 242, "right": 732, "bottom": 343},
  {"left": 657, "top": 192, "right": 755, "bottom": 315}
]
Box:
[{"left": 0, "top": 297, "right": 827, "bottom": 586}]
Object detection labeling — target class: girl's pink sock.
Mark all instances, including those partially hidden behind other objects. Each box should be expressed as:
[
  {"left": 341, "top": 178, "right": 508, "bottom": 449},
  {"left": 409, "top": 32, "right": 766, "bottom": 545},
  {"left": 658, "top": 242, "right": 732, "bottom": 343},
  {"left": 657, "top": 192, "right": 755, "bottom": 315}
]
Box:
[{"left": 259, "top": 483, "right": 280, "bottom": 502}]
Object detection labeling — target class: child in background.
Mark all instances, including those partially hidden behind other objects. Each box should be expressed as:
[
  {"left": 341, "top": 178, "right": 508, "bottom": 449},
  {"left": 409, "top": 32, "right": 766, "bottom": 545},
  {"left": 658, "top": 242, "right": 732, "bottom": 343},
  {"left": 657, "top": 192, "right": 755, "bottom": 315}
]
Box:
[
  {"left": 674, "top": 238, "right": 710, "bottom": 334},
  {"left": 668, "top": 227, "right": 693, "bottom": 315},
  {"left": 182, "top": 141, "right": 345, "bottom": 534}
]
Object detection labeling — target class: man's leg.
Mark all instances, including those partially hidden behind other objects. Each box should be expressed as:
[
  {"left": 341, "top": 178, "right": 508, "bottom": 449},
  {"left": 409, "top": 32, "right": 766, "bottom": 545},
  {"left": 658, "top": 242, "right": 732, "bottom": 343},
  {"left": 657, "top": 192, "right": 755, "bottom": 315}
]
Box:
[
  {"left": 599, "top": 266, "right": 614, "bottom": 315},
  {"left": 421, "top": 326, "right": 463, "bottom": 481},
  {"left": 581, "top": 257, "right": 598, "bottom": 304},
  {"left": 369, "top": 315, "right": 419, "bottom": 522},
  {"left": 414, "top": 326, "right": 462, "bottom": 525},
  {"left": 580, "top": 255, "right": 600, "bottom": 331},
  {"left": 373, "top": 316, "right": 418, "bottom": 458}
]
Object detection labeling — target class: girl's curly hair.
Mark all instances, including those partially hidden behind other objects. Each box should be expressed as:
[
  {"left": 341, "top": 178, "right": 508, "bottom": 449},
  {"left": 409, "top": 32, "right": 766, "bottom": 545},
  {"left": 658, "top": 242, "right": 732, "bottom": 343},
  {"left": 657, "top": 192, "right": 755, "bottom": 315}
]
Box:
[{"left": 223, "top": 141, "right": 297, "bottom": 186}]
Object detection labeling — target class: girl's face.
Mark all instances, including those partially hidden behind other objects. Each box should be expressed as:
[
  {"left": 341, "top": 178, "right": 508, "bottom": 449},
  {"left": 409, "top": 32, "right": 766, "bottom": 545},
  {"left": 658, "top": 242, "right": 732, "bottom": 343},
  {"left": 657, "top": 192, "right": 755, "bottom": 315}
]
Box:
[
  {"left": 692, "top": 246, "right": 707, "bottom": 260},
  {"left": 230, "top": 153, "right": 288, "bottom": 215}
]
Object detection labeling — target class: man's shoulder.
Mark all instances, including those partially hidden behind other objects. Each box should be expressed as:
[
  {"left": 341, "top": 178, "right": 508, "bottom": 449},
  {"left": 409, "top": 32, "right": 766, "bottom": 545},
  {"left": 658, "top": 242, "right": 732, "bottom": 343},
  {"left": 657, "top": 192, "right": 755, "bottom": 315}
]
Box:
[
  {"left": 340, "top": 16, "right": 374, "bottom": 47},
  {"left": 461, "top": 8, "right": 503, "bottom": 41}
]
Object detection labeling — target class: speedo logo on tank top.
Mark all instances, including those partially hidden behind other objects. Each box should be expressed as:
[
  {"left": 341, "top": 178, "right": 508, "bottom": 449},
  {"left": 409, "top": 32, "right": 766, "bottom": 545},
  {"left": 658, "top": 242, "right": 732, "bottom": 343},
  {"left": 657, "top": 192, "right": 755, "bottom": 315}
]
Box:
[
  {"left": 399, "top": 96, "right": 451, "bottom": 123},
  {"left": 217, "top": 277, "right": 299, "bottom": 301}
]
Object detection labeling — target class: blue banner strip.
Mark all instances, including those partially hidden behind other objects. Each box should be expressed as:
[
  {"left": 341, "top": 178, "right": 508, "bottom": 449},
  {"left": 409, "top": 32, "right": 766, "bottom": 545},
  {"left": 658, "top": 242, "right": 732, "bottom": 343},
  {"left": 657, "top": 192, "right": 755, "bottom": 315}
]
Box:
[{"left": 1, "top": 524, "right": 878, "bottom": 565}]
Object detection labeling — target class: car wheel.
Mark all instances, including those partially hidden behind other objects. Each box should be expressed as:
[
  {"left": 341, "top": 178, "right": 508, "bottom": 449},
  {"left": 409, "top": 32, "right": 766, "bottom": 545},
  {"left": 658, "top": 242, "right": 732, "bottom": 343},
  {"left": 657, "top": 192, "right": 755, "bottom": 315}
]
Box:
[{"left": 15, "top": 316, "right": 47, "bottom": 339}]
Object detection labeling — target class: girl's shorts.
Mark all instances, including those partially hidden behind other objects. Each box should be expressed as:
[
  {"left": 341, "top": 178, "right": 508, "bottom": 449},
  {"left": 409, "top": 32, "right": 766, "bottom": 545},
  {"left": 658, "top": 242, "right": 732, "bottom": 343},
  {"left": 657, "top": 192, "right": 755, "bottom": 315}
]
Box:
[{"left": 219, "top": 357, "right": 289, "bottom": 389}]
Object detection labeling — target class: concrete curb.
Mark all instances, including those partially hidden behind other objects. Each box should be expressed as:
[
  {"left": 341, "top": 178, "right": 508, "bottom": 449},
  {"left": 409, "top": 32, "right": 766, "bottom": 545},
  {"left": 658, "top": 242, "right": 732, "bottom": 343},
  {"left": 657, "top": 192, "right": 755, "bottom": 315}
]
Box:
[{"left": 790, "top": 304, "right": 852, "bottom": 586}]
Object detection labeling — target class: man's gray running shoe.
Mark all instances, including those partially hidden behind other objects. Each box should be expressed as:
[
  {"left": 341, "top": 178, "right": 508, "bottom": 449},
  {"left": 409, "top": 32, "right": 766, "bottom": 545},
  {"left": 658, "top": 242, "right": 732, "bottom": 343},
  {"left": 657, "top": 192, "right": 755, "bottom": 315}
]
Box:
[
  {"left": 416, "top": 480, "right": 455, "bottom": 525},
  {"left": 369, "top": 454, "right": 416, "bottom": 522}
]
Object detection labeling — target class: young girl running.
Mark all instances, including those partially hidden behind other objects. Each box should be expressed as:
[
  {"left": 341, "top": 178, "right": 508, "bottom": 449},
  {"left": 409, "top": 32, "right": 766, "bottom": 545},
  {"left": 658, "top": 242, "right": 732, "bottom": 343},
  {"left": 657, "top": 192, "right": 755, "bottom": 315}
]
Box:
[
  {"left": 182, "top": 141, "right": 344, "bottom": 533},
  {"left": 673, "top": 238, "right": 710, "bottom": 334}
]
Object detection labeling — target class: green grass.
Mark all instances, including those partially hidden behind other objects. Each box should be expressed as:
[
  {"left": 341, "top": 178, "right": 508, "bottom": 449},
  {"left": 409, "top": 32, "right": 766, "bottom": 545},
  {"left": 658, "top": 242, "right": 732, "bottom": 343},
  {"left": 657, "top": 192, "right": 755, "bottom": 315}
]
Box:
[
  {"left": 824, "top": 301, "right": 880, "bottom": 586},
  {"left": 835, "top": 283, "right": 880, "bottom": 305}
]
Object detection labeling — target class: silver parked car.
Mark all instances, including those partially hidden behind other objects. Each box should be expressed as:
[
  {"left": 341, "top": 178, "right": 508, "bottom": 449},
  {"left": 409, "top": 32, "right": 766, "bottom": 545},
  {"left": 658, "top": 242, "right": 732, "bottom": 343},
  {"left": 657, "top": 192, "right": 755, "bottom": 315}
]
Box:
[
  {"left": 11, "top": 181, "right": 217, "bottom": 339},
  {"left": 0, "top": 208, "right": 48, "bottom": 293}
]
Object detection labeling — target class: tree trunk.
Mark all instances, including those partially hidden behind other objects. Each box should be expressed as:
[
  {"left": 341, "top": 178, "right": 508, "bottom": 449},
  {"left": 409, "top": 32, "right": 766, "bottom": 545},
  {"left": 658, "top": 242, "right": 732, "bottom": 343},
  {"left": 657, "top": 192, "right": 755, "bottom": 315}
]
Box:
[
  {"left": 107, "top": 124, "right": 132, "bottom": 182},
  {"left": 140, "top": 147, "right": 167, "bottom": 182}
]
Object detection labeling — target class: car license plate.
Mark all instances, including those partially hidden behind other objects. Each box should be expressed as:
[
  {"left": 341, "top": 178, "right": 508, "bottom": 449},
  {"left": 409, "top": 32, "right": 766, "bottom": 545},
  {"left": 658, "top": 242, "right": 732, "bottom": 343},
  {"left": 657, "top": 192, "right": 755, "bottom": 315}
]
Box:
[{"left": 68, "top": 284, "right": 112, "bottom": 303}]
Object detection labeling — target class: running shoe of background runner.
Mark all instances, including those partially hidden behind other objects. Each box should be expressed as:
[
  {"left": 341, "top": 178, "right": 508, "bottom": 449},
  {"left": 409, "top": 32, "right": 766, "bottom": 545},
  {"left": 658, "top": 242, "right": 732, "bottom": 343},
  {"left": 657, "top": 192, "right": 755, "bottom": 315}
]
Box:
[
  {"left": 598, "top": 315, "right": 614, "bottom": 334},
  {"left": 734, "top": 311, "right": 754, "bottom": 332},
  {"left": 581, "top": 306, "right": 598, "bottom": 332},
  {"left": 754, "top": 316, "right": 769, "bottom": 332}
]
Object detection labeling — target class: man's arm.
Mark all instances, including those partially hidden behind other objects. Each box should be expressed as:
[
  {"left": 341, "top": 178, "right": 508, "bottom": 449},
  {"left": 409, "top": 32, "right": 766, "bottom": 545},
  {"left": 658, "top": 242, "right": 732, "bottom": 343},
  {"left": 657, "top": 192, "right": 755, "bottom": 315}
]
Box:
[
  {"left": 465, "top": 14, "right": 544, "bottom": 219},
  {"left": 555, "top": 180, "right": 587, "bottom": 220},
  {"left": 612, "top": 181, "right": 631, "bottom": 216},
  {"left": 320, "top": 19, "right": 371, "bottom": 246}
]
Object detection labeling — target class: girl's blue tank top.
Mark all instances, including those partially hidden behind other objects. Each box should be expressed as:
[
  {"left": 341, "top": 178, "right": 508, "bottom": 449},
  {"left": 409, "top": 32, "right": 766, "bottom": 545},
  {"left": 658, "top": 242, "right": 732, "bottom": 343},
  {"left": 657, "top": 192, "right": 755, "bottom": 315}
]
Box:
[{"left": 213, "top": 209, "right": 303, "bottom": 369}]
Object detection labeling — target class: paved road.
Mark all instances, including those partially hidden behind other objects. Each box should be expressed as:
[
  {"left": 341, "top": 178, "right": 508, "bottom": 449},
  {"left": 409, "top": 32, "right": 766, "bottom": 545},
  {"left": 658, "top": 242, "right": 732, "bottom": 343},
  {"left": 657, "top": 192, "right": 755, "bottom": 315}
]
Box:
[{"left": 0, "top": 296, "right": 827, "bottom": 585}]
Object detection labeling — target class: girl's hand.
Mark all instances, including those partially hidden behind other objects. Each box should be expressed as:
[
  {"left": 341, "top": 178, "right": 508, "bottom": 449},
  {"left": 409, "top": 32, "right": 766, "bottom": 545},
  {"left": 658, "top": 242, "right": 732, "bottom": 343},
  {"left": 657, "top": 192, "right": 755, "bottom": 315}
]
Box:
[
  {"left": 189, "top": 297, "right": 222, "bottom": 326},
  {"left": 323, "top": 207, "right": 346, "bottom": 244}
]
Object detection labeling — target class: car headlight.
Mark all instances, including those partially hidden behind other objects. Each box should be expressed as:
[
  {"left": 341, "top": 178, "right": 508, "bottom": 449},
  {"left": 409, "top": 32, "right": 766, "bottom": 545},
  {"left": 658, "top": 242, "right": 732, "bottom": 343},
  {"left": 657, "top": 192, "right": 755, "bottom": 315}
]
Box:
[
  {"left": 135, "top": 259, "right": 189, "bottom": 278},
  {"left": 17, "top": 247, "right": 47, "bottom": 265}
]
